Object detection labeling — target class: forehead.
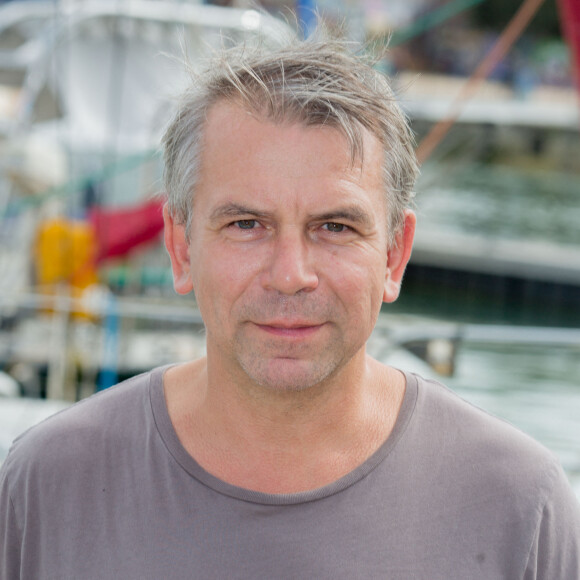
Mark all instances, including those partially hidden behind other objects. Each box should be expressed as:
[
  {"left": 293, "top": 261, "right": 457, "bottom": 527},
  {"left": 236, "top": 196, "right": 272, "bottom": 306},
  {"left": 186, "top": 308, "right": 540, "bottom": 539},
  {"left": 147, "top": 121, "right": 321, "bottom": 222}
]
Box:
[{"left": 195, "top": 102, "right": 386, "bottom": 214}]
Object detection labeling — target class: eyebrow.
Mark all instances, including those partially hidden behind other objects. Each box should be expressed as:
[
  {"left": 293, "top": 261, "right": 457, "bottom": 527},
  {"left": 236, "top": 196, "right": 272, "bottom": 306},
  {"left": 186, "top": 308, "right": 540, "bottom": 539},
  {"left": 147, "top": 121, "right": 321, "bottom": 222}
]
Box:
[
  {"left": 313, "top": 206, "right": 374, "bottom": 229},
  {"left": 209, "top": 203, "right": 270, "bottom": 223}
]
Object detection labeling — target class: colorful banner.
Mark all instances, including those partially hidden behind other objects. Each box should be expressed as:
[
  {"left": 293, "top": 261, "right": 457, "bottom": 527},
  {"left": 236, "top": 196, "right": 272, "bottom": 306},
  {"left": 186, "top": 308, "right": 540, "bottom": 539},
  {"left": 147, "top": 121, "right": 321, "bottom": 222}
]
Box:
[{"left": 89, "top": 198, "right": 165, "bottom": 263}]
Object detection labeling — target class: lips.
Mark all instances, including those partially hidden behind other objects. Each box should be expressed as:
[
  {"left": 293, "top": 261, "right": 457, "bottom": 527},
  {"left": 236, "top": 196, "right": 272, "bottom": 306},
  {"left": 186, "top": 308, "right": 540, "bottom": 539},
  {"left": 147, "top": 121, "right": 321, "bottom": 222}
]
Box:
[{"left": 253, "top": 321, "right": 325, "bottom": 338}]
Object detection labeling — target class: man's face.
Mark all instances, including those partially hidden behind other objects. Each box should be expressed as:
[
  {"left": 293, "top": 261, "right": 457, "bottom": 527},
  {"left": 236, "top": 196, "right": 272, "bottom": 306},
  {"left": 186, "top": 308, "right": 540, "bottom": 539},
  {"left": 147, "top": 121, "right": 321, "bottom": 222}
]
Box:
[{"left": 165, "top": 102, "right": 415, "bottom": 393}]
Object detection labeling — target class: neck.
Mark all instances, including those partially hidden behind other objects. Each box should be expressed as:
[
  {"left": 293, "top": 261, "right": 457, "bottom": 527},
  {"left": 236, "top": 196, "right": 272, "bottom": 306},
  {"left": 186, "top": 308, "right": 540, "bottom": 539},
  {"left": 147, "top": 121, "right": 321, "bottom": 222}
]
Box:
[{"left": 164, "top": 354, "right": 406, "bottom": 494}]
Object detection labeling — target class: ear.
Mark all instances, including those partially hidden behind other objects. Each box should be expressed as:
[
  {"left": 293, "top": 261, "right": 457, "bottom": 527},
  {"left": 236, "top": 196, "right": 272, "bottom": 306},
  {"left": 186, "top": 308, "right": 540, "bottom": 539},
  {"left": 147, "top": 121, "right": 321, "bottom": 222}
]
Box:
[
  {"left": 163, "top": 204, "right": 194, "bottom": 295},
  {"left": 383, "top": 210, "right": 416, "bottom": 303}
]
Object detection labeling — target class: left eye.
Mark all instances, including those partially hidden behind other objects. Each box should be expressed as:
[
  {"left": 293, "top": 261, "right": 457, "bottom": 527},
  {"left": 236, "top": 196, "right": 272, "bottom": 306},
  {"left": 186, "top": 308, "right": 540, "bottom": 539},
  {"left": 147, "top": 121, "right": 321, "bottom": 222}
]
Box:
[
  {"left": 323, "top": 222, "right": 347, "bottom": 233},
  {"left": 234, "top": 220, "right": 257, "bottom": 229}
]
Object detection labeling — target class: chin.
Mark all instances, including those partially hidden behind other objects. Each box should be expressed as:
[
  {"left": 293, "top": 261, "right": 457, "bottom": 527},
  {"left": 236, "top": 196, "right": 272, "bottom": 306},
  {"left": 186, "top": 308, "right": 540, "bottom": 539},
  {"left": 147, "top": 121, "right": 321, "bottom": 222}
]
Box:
[{"left": 241, "top": 357, "right": 339, "bottom": 393}]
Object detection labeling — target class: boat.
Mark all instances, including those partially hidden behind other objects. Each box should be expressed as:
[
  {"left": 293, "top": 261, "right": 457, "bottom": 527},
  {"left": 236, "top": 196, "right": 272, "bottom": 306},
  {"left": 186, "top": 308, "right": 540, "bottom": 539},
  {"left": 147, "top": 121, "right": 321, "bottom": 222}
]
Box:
[
  {"left": 0, "top": 0, "right": 294, "bottom": 400},
  {"left": 0, "top": 0, "right": 578, "bottom": 407}
]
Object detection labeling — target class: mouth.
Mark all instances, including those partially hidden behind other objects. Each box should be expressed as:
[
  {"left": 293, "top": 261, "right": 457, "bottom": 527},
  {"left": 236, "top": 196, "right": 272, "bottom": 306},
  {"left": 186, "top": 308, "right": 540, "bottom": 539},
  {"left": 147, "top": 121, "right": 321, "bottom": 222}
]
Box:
[{"left": 253, "top": 322, "right": 325, "bottom": 338}]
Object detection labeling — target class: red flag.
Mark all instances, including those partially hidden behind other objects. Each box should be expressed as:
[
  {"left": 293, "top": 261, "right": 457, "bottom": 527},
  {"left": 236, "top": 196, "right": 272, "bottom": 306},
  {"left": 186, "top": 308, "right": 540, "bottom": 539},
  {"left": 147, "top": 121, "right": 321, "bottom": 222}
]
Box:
[
  {"left": 558, "top": 0, "right": 580, "bottom": 96},
  {"left": 89, "top": 198, "right": 165, "bottom": 262}
]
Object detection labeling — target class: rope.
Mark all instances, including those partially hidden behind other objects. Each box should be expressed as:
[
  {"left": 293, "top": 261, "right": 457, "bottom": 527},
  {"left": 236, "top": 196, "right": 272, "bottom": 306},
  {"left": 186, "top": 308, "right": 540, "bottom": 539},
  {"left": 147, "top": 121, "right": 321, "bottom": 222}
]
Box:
[{"left": 416, "top": 0, "right": 548, "bottom": 164}]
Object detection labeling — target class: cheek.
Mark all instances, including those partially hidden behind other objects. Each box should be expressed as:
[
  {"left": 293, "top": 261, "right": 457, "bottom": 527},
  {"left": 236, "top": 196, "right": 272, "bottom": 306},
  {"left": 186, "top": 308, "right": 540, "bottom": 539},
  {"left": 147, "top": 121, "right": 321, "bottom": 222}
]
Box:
[
  {"left": 324, "top": 247, "right": 386, "bottom": 298},
  {"left": 193, "top": 246, "right": 263, "bottom": 310},
  {"left": 325, "top": 263, "right": 385, "bottom": 321}
]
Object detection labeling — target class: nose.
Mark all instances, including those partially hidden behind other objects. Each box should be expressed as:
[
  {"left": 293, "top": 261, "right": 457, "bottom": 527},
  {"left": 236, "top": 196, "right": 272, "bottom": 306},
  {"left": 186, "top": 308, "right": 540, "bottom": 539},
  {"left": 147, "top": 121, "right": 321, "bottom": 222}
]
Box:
[{"left": 262, "top": 229, "right": 319, "bottom": 295}]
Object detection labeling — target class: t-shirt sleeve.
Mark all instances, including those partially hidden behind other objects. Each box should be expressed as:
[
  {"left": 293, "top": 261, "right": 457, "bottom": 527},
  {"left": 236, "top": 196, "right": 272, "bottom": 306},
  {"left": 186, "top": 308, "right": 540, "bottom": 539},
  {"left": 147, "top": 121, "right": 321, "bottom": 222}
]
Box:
[
  {"left": 524, "top": 463, "right": 580, "bottom": 579},
  {"left": 0, "top": 458, "right": 22, "bottom": 580}
]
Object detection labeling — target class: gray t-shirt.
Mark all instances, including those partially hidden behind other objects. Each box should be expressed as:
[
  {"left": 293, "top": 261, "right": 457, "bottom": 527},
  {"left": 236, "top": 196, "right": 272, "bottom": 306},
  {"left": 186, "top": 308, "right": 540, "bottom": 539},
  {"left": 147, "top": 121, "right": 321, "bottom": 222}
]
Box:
[{"left": 1, "top": 366, "right": 579, "bottom": 579}]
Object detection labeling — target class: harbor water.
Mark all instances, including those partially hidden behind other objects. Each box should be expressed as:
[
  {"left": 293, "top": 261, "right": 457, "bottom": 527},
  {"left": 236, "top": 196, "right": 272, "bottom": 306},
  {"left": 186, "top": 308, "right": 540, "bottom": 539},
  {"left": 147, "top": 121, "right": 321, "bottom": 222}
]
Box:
[
  {"left": 388, "top": 157, "right": 580, "bottom": 498},
  {"left": 447, "top": 341, "right": 580, "bottom": 498}
]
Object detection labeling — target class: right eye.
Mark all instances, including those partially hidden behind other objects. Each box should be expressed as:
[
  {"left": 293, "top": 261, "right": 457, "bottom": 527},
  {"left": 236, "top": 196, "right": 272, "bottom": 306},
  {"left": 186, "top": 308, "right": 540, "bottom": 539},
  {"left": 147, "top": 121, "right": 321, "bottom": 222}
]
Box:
[
  {"left": 322, "top": 222, "right": 348, "bottom": 233},
  {"left": 233, "top": 220, "right": 257, "bottom": 229}
]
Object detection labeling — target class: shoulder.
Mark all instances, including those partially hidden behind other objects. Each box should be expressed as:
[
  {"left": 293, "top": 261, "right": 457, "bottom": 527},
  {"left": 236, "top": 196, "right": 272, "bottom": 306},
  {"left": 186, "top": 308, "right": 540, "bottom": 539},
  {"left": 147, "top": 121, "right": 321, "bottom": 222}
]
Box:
[
  {"left": 16, "top": 369, "right": 153, "bottom": 445},
  {"left": 410, "top": 371, "right": 554, "bottom": 456},
  {"left": 2, "top": 369, "right": 157, "bottom": 487},
  {"left": 397, "top": 372, "right": 580, "bottom": 576},
  {"left": 407, "top": 371, "right": 566, "bottom": 504}
]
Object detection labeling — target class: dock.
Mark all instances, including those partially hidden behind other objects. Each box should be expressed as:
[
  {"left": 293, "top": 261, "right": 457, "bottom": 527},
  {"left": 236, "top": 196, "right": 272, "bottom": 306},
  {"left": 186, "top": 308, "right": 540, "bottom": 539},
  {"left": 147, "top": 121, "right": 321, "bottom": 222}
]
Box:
[
  {"left": 411, "top": 226, "right": 580, "bottom": 286},
  {"left": 396, "top": 72, "right": 580, "bottom": 130},
  {"left": 393, "top": 73, "right": 580, "bottom": 296}
]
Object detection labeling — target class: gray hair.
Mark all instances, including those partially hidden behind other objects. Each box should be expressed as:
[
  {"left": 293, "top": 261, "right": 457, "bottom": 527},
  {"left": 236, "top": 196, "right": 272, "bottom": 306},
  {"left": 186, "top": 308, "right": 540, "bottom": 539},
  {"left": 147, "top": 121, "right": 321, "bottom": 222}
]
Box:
[{"left": 162, "top": 36, "right": 418, "bottom": 244}]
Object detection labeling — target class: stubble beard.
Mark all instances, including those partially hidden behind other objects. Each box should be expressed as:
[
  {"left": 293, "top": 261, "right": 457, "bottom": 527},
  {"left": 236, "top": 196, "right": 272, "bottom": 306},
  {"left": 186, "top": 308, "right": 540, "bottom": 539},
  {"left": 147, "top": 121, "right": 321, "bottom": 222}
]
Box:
[
  {"left": 231, "top": 294, "right": 366, "bottom": 394},
  {"left": 233, "top": 328, "right": 348, "bottom": 393},
  {"left": 206, "top": 292, "right": 371, "bottom": 396}
]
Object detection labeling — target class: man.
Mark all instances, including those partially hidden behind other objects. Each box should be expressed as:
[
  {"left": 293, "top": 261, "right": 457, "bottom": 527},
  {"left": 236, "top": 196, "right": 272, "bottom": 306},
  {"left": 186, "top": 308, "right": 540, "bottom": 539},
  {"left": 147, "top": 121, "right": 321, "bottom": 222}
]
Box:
[{"left": 1, "top": 36, "right": 579, "bottom": 579}]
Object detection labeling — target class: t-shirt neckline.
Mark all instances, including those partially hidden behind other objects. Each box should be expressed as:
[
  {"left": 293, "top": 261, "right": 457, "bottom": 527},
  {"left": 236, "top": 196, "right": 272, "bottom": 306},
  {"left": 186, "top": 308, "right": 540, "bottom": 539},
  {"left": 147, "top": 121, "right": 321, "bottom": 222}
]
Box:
[{"left": 150, "top": 364, "right": 418, "bottom": 505}]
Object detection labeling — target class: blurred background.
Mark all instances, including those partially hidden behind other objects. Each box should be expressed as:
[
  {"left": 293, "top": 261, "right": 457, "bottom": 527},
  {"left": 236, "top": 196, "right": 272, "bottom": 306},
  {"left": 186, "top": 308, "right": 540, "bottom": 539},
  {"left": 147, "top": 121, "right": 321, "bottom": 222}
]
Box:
[{"left": 0, "top": 0, "right": 578, "bottom": 496}]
